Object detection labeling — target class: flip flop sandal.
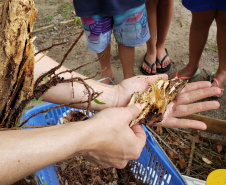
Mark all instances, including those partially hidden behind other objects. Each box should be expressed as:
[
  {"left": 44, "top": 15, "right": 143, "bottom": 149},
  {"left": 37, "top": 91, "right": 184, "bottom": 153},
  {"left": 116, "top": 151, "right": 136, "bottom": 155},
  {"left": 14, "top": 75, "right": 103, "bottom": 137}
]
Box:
[
  {"left": 140, "top": 54, "right": 157, "bottom": 75},
  {"left": 98, "top": 77, "right": 115, "bottom": 85},
  {"left": 209, "top": 72, "right": 224, "bottom": 91},
  {"left": 156, "top": 48, "right": 171, "bottom": 73},
  {"left": 176, "top": 69, "right": 200, "bottom": 81},
  {"left": 211, "top": 78, "right": 224, "bottom": 91}
]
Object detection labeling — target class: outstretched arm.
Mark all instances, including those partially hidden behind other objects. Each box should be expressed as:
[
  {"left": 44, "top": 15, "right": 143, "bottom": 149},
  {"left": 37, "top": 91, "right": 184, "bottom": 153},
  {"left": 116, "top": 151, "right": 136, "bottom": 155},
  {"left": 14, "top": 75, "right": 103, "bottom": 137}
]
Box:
[
  {"left": 35, "top": 53, "right": 221, "bottom": 130},
  {"left": 34, "top": 52, "right": 166, "bottom": 111},
  {"left": 0, "top": 104, "right": 146, "bottom": 184}
]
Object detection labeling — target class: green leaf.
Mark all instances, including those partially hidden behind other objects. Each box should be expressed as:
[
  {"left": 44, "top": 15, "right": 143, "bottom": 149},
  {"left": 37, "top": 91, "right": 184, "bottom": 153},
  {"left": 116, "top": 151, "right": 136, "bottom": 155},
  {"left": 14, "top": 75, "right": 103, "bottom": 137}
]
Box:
[
  {"left": 93, "top": 99, "right": 106, "bottom": 105},
  {"left": 24, "top": 106, "right": 34, "bottom": 111},
  {"left": 42, "top": 183, "right": 48, "bottom": 185},
  {"left": 16, "top": 120, "right": 21, "bottom": 127},
  {"left": 43, "top": 76, "right": 49, "bottom": 83},
  {"left": 32, "top": 97, "right": 43, "bottom": 103}
]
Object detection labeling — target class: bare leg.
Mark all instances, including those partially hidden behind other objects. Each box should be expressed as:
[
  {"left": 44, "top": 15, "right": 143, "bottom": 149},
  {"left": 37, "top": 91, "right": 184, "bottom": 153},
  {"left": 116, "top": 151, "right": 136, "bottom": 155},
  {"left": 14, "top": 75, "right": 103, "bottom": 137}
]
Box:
[
  {"left": 118, "top": 44, "right": 135, "bottom": 79},
  {"left": 156, "top": 0, "right": 174, "bottom": 69},
  {"left": 171, "top": 10, "right": 215, "bottom": 78},
  {"left": 97, "top": 44, "right": 114, "bottom": 84},
  {"left": 212, "top": 10, "right": 226, "bottom": 97},
  {"left": 142, "top": 0, "right": 159, "bottom": 74}
]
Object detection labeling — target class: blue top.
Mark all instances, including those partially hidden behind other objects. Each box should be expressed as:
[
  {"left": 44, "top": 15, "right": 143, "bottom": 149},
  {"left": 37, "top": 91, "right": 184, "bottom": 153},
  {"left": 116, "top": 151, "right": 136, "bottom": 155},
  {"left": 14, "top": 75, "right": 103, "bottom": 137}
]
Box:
[
  {"left": 182, "top": 0, "right": 226, "bottom": 12},
  {"left": 73, "top": 0, "right": 147, "bottom": 17}
]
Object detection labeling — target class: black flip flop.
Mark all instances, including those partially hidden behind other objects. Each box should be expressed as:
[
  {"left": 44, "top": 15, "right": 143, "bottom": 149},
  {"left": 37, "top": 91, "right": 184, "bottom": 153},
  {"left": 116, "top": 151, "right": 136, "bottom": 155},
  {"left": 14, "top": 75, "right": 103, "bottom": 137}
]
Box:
[
  {"left": 156, "top": 48, "right": 171, "bottom": 73},
  {"left": 140, "top": 54, "right": 156, "bottom": 75}
]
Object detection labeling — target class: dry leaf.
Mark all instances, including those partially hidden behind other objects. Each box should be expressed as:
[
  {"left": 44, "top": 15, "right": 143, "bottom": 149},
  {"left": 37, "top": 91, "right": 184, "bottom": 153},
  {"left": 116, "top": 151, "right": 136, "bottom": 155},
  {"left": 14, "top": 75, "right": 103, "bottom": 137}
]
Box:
[
  {"left": 202, "top": 157, "right": 212, "bottom": 165},
  {"left": 178, "top": 145, "right": 186, "bottom": 149},
  {"left": 175, "top": 138, "right": 181, "bottom": 144},
  {"left": 217, "top": 145, "right": 222, "bottom": 153},
  {"left": 180, "top": 20, "right": 183, "bottom": 27},
  {"left": 60, "top": 164, "right": 67, "bottom": 171},
  {"left": 185, "top": 148, "right": 191, "bottom": 154},
  {"left": 178, "top": 156, "right": 187, "bottom": 169},
  {"left": 168, "top": 150, "right": 174, "bottom": 160}
]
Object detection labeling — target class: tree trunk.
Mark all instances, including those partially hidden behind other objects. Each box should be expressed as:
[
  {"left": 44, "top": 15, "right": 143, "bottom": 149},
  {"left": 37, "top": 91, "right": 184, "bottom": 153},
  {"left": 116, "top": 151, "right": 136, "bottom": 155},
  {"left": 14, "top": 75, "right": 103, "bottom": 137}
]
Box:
[{"left": 0, "top": 0, "right": 37, "bottom": 128}]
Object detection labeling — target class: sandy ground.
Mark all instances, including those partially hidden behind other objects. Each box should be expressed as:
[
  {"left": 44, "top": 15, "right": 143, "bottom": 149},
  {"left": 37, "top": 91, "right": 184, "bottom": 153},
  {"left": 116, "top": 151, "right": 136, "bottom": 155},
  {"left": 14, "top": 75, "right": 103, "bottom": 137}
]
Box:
[{"left": 32, "top": 0, "right": 226, "bottom": 121}]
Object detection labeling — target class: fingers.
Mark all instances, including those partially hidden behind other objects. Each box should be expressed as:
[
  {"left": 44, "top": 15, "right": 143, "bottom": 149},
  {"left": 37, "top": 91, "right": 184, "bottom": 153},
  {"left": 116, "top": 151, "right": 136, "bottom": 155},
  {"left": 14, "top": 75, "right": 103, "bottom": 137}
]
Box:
[
  {"left": 131, "top": 123, "right": 146, "bottom": 146},
  {"left": 180, "top": 81, "right": 212, "bottom": 93},
  {"left": 157, "top": 117, "right": 207, "bottom": 130},
  {"left": 170, "top": 101, "right": 220, "bottom": 118},
  {"left": 125, "top": 104, "right": 142, "bottom": 123},
  {"left": 126, "top": 106, "right": 146, "bottom": 153},
  {"left": 131, "top": 123, "right": 145, "bottom": 138},
  {"left": 175, "top": 87, "right": 221, "bottom": 105}
]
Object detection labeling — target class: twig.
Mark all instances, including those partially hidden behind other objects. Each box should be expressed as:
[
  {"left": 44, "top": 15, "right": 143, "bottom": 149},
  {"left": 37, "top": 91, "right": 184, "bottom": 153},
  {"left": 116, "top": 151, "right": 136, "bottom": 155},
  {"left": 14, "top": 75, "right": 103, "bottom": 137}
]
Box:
[
  {"left": 146, "top": 126, "right": 178, "bottom": 155},
  {"left": 20, "top": 77, "right": 102, "bottom": 127},
  {"left": 34, "top": 30, "right": 84, "bottom": 88},
  {"left": 186, "top": 137, "right": 196, "bottom": 176},
  {"left": 32, "top": 24, "right": 55, "bottom": 33},
  {"left": 35, "top": 51, "right": 49, "bottom": 63},
  {"left": 32, "top": 19, "right": 75, "bottom": 33},
  {"left": 19, "top": 101, "right": 87, "bottom": 127},
  {"left": 34, "top": 42, "right": 67, "bottom": 56}
]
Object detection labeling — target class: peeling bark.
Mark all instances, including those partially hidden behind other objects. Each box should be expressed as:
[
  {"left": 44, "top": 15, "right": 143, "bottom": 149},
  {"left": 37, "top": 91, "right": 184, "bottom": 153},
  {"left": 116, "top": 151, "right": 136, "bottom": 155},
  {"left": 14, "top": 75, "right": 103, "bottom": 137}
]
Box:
[{"left": 0, "top": 0, "right": 37, "bottom": 127}]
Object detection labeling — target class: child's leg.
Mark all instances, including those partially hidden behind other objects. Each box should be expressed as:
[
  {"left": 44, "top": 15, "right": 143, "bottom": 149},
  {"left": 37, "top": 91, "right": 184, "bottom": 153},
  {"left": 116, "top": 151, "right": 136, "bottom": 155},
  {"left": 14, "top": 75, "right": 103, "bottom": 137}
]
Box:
[
  {"left": 212, "top": 10, "right": 226, "bottom": 96},
  {"left": 172, "top": 10, "right": 215, "bottom": 78},
  {"left": 96, "top": 44, "right": 114, "bottom": 84},
  {"left": 81, "top": 16, "right": 113, "bottom": 84},
  {"left": 118, "top": 44, "right": 135, "bottom": 79},
  {"left": 113, "top": 4, "right": 150, "bottom": 79},
  {"left": 143, "top": 0, "right": 159, "bottom": 74},
  {"left": 156, "top": 0, "right": 174, "bottom": 69}
]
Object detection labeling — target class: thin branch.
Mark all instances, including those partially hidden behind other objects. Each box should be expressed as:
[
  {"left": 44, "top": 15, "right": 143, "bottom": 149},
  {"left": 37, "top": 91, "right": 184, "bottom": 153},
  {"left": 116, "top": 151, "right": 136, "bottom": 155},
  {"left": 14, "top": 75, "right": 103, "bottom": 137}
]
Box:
[
  {"left": 34, "top": 30, "right": 84, "bottom": 88},
  {"left": 146, "top": 126, "right": 178, "bottom": 155},
  {"left": 186, "top": 137, "right": 196, "bottom": 176},
  {"left": 35, "top": 51, "right": 49, "bottom": 63},
  {"left": 34, "top": 42, "right": 68, "bottom": 56}
]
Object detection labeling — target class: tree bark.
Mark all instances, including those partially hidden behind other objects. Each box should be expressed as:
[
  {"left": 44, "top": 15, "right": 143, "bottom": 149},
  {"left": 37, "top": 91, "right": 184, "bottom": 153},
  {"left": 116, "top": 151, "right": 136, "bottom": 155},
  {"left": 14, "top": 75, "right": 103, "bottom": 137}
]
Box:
[{"left": 0, "top": 0, "right": 37, "bottom": 128}]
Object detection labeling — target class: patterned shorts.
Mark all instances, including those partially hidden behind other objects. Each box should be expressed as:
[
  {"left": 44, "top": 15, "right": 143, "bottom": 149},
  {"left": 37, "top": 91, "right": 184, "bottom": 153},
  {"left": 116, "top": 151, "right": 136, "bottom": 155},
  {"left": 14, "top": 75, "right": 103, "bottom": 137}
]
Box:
[{"left": 81, "top": 4, "right": 150, "bottom": 53}]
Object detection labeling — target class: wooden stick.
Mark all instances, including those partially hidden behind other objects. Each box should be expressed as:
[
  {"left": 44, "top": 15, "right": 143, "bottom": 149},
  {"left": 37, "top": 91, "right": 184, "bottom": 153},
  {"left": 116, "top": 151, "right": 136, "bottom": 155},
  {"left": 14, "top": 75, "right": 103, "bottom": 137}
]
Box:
[
  {"left": 146, "top": 126, "right": 178, "bottom": 155},
  {"left": 32, "top": 24, "right": 54, "bottom": 33},
  {"left": 182, "top": 114, "right": 226, "bottom": 135},
  {"left": 186, "top": 137, "right": 196, "bottom": 176},
  {"left": 32, "top": 19, "right": 75, "bottom": 33}
]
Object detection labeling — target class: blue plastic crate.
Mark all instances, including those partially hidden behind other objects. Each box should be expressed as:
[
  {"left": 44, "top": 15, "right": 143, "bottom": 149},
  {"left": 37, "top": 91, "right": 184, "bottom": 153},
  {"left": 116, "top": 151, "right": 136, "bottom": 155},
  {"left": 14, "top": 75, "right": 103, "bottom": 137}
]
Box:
[{"left": 22, "top": 102, "right": 188, "bottom": 185}]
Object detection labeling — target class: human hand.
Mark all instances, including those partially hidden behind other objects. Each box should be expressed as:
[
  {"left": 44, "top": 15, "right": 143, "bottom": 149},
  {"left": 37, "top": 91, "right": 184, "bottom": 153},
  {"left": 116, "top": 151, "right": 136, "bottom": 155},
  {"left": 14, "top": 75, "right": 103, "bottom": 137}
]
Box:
[
  {"left": 79, "top": 104, "right": 146, "bottom": 169},
  {"left": 115, "top": 74, "right": 168, "bottom": 107},
  {"left": 155, "top": 81, "right": 221, "bottom": 130}
]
